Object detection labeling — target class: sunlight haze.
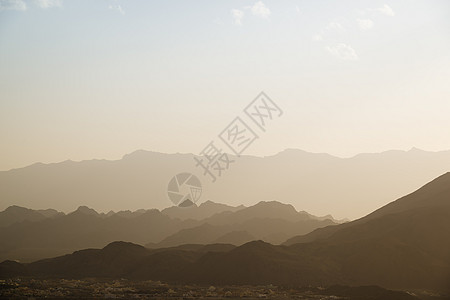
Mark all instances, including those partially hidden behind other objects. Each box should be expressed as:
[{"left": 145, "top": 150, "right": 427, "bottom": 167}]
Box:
[{"left": 1, "top": 0, "right": 450, "bottom": 171}]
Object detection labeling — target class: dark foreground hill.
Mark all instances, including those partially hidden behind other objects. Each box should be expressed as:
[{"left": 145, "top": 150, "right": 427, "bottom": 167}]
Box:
[
  {"left": 1, "top": 239, "right": 448, "bottom": 295},
  {"left": 1, "top": 174, "right": 450, "bottom": 294}
]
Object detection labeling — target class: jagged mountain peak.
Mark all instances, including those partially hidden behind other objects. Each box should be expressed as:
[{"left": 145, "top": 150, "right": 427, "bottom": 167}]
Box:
[{"left": 73, "top": 206, "right": 99, "bottom": 216}]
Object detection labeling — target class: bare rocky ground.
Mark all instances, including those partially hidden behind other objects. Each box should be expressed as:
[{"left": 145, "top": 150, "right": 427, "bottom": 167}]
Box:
[{"left": 1, "top": 278, "right": 448, "bottom": 300}]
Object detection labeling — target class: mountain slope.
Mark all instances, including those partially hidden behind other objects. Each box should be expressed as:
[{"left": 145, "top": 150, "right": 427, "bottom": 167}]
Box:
[
  {"left": 193, "top": 177, "right": 450, "bottom": 291},
  {"left": 285, "top": 172, "right": 450, "bottom": 245}
]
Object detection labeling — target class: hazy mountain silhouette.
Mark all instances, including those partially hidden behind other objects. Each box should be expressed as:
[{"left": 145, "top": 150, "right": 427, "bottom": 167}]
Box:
[
  {"left": 154, "top": 223, "right": 231, "bottom": 247},
  {"left": 1, "top": 148, "right": 450, "bottom": 219},
  {"left": 151, "top": 201, "right": 337, "bottom": 248},
  {"left": 2, "top": 174, "right": 449, "bottom": 293},
  {"left": 0, "top": 207, "right": 193, "bottom": 263},
  {"left": 161, "top": 200, "right": 245, "bottom": 220},
  {"left": 0, "top": 206, "right": 63, "bottom": 228},
  {"left": 203, "top": 201, "right": 330, "bottom": 224},
  {"left": 0, "top": 201, "right": 334, "bottom": 262},
  {"left": 213, "top": 230, "right": 255, "bottom": 245}
]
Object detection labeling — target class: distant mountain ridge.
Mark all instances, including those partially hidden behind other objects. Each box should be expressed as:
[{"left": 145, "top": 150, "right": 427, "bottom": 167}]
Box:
[{"left": 1, "top": 148, "right": 450, "bottom": 219}]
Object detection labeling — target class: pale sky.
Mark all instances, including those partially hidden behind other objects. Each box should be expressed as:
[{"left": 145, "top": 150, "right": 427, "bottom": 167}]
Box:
[{"left": 1, "top": 0, "right": 450, "bottom": 171}]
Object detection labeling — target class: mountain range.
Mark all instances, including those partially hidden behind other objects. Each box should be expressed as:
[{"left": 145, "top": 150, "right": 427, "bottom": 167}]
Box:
[
  {"left": 1, "top": 148, "right": 450, "bottom": 219},
  {"left": 0, "top": 200, "right": 338, "bottom": 262},
  {"left": 1, "top": 173, "right": 449, "bottom": 294}
]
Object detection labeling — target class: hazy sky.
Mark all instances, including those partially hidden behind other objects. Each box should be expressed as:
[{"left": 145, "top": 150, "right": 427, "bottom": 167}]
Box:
[{"left": 1, "top": 0, "right": 450, "bottom": 171}]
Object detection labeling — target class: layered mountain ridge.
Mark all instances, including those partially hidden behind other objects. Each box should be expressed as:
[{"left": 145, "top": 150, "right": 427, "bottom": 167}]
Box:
[
  {"left": 1, "top": 173, "right": 449, "bottom": 293},
  {"left": 0, "top": 200, "right": 338, "bottom": 262}
]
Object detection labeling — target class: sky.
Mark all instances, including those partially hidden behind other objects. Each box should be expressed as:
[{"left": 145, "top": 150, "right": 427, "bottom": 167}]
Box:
[{"left": 1, "top": 0, "right": 450, "bottom": 171}]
